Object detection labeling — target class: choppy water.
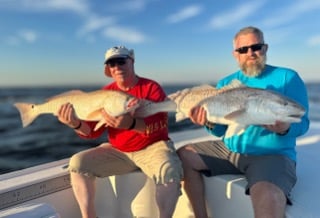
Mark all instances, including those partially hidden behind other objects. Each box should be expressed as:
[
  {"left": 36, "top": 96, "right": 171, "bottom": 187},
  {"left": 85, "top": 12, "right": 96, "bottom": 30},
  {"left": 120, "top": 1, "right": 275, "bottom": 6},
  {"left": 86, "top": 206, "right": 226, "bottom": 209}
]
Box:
[{"left": 0, "top": 83, "right": 319, "bottom": 174}]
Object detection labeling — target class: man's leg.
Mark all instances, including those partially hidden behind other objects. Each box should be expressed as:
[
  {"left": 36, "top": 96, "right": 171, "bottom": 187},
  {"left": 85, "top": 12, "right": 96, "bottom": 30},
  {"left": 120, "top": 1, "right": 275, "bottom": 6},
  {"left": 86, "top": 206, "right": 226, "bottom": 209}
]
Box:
[
  {"left": 250, "top": 181, "right": 286, "bottom": 218},
  {"left": 69, "top": 143, "right": 137, "bottom": 218},
  {"left": 156, "top": 182, "right": 181, "bottom": 218},
  {"left": 178, "top": 140, "right": 241, "bottom": 218},
  {"left": 131, "top": 140, "right": 183, "bottom": 218},
  {"left": 177, "top": 145, "right": 209, "bottom": 218},
  {"left": 70, "top": 172, "right": 97, "bottom": 218},
  {"left": 240, "top": 155, "right": 296, "bottom": 218}
]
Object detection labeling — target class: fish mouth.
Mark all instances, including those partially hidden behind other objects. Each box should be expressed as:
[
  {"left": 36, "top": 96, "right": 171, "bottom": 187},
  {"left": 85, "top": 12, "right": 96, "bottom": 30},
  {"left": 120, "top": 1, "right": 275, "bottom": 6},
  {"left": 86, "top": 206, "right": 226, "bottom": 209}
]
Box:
[
  {"left": 289, "top": 114, "right": 303, "bottom": 118},
  {"left": 285, "top": 110, "right": 305, "bottom": 122}
]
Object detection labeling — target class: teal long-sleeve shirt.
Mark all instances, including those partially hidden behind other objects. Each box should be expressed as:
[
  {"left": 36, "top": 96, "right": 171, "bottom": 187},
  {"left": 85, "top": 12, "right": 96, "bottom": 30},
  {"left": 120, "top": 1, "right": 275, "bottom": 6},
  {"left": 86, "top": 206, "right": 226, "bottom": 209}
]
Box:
[{"left": 206, "top": 65, "right": 309, "bottom": 162}]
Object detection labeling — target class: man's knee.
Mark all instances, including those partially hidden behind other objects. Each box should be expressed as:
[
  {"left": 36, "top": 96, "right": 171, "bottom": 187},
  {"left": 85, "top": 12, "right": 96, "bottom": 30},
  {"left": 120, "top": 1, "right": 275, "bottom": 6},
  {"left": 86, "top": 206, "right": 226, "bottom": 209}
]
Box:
[
  {"left": 177, "top": 144, "right": 195, "bottom": 161},
  {"left": 251, "top": 181, "right": 286, "bottom": 202},
  {"left": 68, "top": 152, "right": 95, "bottom": 178},
  {"left": 69, "top": 152, "right": 85, "bottom": 170},
  {"left": 156, "top": 160, "right": 183, "bottom": 185}
]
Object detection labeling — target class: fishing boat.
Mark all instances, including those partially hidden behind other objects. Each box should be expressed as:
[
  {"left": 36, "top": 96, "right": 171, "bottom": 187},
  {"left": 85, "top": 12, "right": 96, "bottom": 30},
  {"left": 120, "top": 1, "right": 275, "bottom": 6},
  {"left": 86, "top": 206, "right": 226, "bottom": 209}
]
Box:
[{"left": 0, "top": 122, "right": 319, "bottom": 218}]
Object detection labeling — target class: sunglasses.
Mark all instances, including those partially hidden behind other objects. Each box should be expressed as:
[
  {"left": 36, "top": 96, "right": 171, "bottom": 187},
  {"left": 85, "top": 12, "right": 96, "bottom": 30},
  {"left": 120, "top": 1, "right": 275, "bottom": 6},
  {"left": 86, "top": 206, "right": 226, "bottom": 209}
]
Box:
[
  {"left": 235, "top": 43, "right": 265, "bottom": 54},
  {"left": 106, "top": 58, "right": 127, "bottom": 67}
]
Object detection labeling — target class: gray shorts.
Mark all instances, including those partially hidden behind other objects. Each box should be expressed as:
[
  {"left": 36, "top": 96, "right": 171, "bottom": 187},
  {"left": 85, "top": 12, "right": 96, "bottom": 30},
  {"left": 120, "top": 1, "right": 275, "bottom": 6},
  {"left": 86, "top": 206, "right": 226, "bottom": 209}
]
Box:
[
  {"left": 68, "top": 140, "right": 183, "bottom": 185},
  {"left": 190, "top": 140, "right": 297, "bottom": 204}
]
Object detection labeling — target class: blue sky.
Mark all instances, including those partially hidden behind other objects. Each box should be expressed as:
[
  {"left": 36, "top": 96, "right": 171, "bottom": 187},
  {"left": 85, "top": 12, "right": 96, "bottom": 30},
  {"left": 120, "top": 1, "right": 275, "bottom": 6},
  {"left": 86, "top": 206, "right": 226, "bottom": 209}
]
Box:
[{"left": 1, "top": 0, "right": 320, "bottom": 87}]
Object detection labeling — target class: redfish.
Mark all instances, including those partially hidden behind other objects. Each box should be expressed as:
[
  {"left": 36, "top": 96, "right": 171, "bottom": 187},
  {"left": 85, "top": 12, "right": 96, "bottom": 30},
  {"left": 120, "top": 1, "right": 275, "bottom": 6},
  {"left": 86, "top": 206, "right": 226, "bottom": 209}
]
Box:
[
  {"left": 15, "top": 90, "right": 144, "bottom": 130},
  {"left": 136, "top": 80, "right": 306, "bottom": 138}
]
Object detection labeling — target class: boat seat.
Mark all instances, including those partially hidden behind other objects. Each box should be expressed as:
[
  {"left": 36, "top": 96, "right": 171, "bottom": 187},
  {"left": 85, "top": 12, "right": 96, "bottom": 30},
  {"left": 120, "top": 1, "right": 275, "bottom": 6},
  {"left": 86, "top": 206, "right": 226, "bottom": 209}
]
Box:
[
  {"left": 96, "top": 171, "right": 254, "bottom": 218},
  {"left": 203, "top": 174, "right": 253, "bottom": 217},
  {"left": 0, "top": 202, "right": 60, "bottom": 218}
]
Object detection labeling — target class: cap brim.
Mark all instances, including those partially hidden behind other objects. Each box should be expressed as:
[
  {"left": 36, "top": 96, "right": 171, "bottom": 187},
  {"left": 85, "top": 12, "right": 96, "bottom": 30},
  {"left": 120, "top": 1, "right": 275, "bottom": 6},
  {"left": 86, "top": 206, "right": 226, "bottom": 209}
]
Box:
[{"left": 104, "top": 55, "right": 129, "bottom": 64}]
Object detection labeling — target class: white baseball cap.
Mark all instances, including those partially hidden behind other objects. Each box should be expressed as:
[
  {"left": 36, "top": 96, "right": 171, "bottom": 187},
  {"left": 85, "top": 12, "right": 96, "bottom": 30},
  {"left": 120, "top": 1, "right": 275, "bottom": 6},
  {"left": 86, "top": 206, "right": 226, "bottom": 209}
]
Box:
[{"left": 104, "top": 46, "right": 135, "bottom": 64}]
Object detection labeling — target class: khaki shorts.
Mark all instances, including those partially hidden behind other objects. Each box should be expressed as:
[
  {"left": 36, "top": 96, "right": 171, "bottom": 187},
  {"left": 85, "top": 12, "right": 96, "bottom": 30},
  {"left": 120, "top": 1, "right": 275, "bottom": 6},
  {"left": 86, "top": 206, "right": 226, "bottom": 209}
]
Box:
[{"left": 69, "top": 140, "right": 183, "bottom": 185}]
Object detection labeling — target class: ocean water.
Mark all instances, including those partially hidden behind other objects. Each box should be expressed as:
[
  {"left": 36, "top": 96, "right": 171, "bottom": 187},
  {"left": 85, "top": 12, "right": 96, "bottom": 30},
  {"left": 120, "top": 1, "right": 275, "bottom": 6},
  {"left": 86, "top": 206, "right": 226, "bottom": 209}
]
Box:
[{"left": 0, "top": 83, "right": 319, "bottom": 174}]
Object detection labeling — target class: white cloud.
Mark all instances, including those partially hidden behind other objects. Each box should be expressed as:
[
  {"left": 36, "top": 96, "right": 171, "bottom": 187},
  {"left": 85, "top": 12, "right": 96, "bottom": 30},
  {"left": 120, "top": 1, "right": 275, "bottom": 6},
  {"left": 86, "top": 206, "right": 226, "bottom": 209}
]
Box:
[
  {"left": 263, "top": 0, "right": 320, "bottom": 27},
  {"left": 263, "top": 27, "right": 294, "bottom": 45},
  {"left": 31, "top": 0, "right": 88, "bottom": 14},
  {"left": 77, "top": 15, "right": 115, "bottom": 37},
  {"left": 0, "top": 0, "right": 155, "bottom": 44},
  {"left": 19, "top": 29, "right": 38, "bottom": 43},
  {"left": 4, "top": 29, "right": 38, "bottom": 45},
  {"left": 0, "top": 0, "right": 114, "bottom": 42},
  {"left": 208, "top": 1, "right": 265, "bottom": 29},
  {"left": 75, "top": 0, "right": 156, "bottom": 40},
  {"left": 107, "top": 0, "right": 149, "bottom": 13},
  {"left": 307, "top": 35, "right": 320, "bottom": 46},
  {"left": 102, "top": 26, "right": 148, "bottom": 44},
  {"left": 166, "top": 4, "right": 203, "bottom": 23},
  {"left": 0, "top": 0, "right": 89, "bottom": 13}
]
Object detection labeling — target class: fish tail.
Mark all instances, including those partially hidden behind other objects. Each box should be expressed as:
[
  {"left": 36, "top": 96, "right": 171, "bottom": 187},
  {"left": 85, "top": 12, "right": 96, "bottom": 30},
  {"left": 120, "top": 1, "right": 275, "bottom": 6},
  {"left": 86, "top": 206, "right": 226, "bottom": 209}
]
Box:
[{"left": 14, "top": 103, "right": 39, "bottom": 127}]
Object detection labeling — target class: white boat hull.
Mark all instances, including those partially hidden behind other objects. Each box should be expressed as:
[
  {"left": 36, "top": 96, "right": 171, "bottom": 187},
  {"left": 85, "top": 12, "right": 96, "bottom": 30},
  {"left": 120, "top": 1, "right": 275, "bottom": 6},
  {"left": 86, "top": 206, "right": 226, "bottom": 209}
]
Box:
[{"left": 1, "top": 123, "right": 320, "bottom": 218}]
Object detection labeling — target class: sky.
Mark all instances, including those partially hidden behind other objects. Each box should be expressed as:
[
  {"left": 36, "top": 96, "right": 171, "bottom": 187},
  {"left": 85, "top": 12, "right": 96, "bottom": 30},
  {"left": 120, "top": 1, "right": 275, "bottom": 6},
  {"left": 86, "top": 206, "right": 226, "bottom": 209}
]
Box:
[{"left": 1, "top": 0, "right": 320, "bottom": 87}]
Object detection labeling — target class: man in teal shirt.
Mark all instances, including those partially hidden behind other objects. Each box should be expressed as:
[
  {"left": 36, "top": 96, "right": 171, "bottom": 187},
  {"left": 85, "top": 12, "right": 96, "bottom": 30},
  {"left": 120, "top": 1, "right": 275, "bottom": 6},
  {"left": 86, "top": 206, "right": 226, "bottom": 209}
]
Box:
[{"left": 177, "top": 26, "right": 309, "bottom": 218}]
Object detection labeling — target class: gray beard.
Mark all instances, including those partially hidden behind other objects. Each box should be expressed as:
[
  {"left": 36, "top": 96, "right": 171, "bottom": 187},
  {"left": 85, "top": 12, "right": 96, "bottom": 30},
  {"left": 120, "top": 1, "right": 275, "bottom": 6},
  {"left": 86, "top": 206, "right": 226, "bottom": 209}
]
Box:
[{"left": 241, "top": 55, "right": 267, "bottom": 77}]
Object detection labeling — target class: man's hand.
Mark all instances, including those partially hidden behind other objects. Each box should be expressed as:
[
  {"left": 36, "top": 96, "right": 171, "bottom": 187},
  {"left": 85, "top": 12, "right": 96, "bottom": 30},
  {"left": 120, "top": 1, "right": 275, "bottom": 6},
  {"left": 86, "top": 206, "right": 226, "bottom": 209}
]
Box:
[
  {"left": 57, "top": 103, "right": 81, "bottom": 129},
  {"left": 263, "top": 121, "right": 290, "bottom": 135},
  {"left": 101, "top": 109, "right": 134, "bottom": 129},
  {"left": 189, "top": 106, "right": 207, "bottom": 126}
]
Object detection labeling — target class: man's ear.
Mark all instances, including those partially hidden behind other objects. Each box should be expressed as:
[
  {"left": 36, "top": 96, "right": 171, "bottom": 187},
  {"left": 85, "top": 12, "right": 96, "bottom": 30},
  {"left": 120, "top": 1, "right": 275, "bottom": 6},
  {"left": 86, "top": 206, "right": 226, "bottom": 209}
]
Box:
[
  {"left": 263, "top": 44, "right": 268, "bottom": 53},
  {"left": 232, "top": 50, "right": 239, "bottom": 59}
]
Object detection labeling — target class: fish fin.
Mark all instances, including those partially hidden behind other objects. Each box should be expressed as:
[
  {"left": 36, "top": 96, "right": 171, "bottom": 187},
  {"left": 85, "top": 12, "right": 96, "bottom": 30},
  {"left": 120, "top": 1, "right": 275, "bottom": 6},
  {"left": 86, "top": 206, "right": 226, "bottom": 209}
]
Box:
[
  {"left": 46, "top": 90, "right": 85, "bottom": 101},
  {"left": 94, "top": 119, "right": 107, "bottom": 131},
  {"left": 127, "top": 98, "right": 140, "bottom": 111},
  {"left": 86, "top": 109, "right": 103, "bottom": 120},
  {"left": 167, "top": 85, "right": 216, "bottom": 101},
  {"left": 14, "top": 102, "right": 39, "bottom": 127},
  {"left": 167, "top": 90, "right": 182, "bottom": 101},
  {"left": 225, "top": 124, "right": 246, "bottom": 138},
  {"left": 190, "top": 84, "right": 216, "bottom": 91},
  {"left": 224, "top": 109, "right": 246, "bottom": 121},
  {"left": 134, "top": 100, "right": 177, "bottom": 118},
  {"left": 219, "top": 79, "right": 245, "bottom": 92},
  {"left": 229, "top": 79, "right": 244, "bottom": 87}
]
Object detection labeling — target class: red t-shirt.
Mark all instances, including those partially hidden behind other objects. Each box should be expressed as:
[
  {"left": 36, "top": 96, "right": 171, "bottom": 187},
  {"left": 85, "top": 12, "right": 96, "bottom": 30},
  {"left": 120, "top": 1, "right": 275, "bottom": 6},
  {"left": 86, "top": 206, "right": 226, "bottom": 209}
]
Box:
[{"left": 78, "top": 77, "right": 169, "bottom": 152}]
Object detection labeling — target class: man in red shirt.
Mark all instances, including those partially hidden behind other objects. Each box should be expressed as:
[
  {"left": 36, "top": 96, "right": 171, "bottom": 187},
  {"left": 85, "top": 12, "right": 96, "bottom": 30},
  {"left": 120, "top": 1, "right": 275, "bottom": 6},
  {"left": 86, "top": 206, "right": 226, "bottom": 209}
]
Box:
[{"left": 57, "top": 46, "right": 183, "bottom": 218}]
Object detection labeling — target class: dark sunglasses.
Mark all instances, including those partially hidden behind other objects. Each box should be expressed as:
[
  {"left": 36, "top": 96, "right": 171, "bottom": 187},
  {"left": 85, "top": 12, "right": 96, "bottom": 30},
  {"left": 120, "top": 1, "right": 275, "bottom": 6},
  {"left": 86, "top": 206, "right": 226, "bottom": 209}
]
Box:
[
  {"left": 105, "top": 58, "right": 127, "bottom": 67},
  {"left": 235, "top": 43, "right": 265, "bottom": 54}
]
